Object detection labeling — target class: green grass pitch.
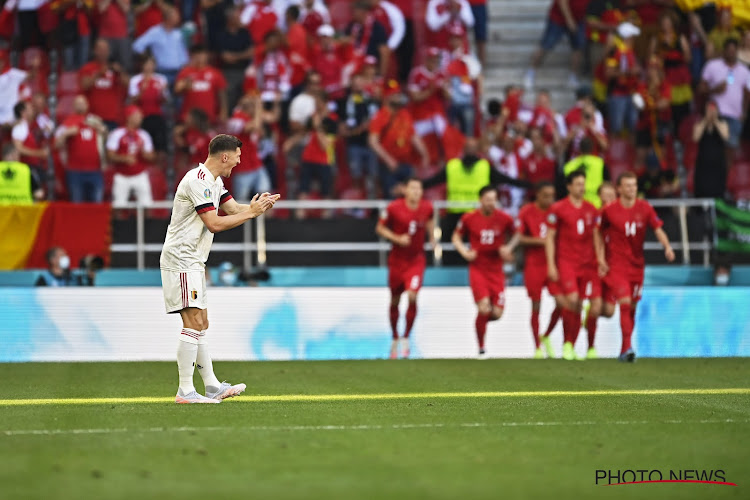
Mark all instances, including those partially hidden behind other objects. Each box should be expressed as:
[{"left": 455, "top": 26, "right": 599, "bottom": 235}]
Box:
[{"left": 0, "top": 358, "right": 748, "bottom": 499}]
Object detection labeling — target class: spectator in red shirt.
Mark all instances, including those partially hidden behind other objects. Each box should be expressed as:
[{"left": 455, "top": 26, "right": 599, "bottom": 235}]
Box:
[
  {"left": 250, "top": 29, "right": 291, "bottom": 103},
  {"left": 527, "top": 89, "right": 564, "bottom": 150},
  {"left": 12, "top": 100, "right": 48, "bottom": 177},
  {"left": 133, "top": 0, "right": 165, "bottom": 38},
  {"left": 634, "top": 57, "right": 671, "bottom": 170},
  {"left": 53, "top": 95, "right": 108, "bottom": 202},
  {"left": 79, "top": 39, "right": 130, "bottom": 130},
  {"left": 173, "top": 108, "right": 212, "bottom": 172},
  {"left": 524, "top": 0, "right": 590, "bottom": 90},
  {"left": 312, "top": 25, "right": 346, "bottom": 102},
  {"left": 407, "top": 47, "right": 448, "bottom": 140},
  {"left": 96, "top": 0, "right": 132, "bottom": 71},
  {"left": 344, "top": 1, "right": 389, "bottom": 74},
  {"left": 175, "top": 44, "right": 228, "bottom": 125},
  {"left": 285, "top": 5, "right": 311, "bottom": 93},
  {"left": 240, "top": 0, "right": 278, "bottom": 46},
  {"left": 369, "top": 80, "right": 430, "bottom": 197},
  {"left": 564, "top": 87, "right": 608, "bottom": 159},
  {"left": 287, "top": 111, "right": 338, "bottom": 219},
  {"left": 524, "top": 127, "right": 558, "bottom": 186},
  {"left": 605, "top": 22, "right": 641, "bottom": 135},
  {"left": 226, "top": 95, "right": 271, "bottom": 200},
  {"left": 425, "top": 0, "right": 474, "bottom": 53},
  {"left": 128, "top": 55, "right": 170, "bottom": 153},
  {"left": 106, "top": 105, "right": 156, "bottom": 205},
  {"left": 444, "top": 25, "right": 481, "bottom": 136}
]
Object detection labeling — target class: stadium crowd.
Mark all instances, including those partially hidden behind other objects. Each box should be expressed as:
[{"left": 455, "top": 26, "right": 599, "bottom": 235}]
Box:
[{"left": 0, "top": 0, "right": 748, "bottom": 216}]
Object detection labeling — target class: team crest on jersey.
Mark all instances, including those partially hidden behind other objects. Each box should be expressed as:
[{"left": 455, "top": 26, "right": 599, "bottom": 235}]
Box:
[
  {"left": 204, "top": 189, "right": 211, "bottom": 199},
  {"left": 547, "top": 213, "right": 557, "bottom": 224},
  {"left": 191, "top": 290, "right": 198, "bottom": 300}
]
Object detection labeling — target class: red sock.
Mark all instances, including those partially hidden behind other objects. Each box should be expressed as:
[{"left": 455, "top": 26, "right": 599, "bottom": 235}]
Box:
[
  {"left": 404, "top": 302, "right": 417, "bottom": 338},
  {"left": 586, "top": 314, "right": 598, "bottom": 349},
  {"left": 475, "top": 313, "right": 489, "bottom": 350},
  {"left": 389, "top": 305, "right": 399, "bottom": 340},
  {"left": 620, "top": 303, "right": 634, "bottom": 354},
  {"left": 570, "top": 309, "right": 582, "bottom": 344},
  {"left": 544, "top": 307, "right": 561, "bottom": 337},
  {"left": 530, "top": 309, "right": 540, "bottom": 348},
  {"left": 561, "top": 309, "right": 576, "bottom": 344}
]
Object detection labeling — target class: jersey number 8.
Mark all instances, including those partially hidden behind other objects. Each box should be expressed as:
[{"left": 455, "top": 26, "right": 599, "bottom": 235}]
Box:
[{"left": 576, "top": 218, "right": 585, "bottom": 235}]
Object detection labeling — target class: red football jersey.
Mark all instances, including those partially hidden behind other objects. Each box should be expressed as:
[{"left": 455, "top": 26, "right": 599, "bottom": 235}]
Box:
[
  {"left": 600, "top": 199, "right": 663, "bottom": 271},
  {"left": 129, "top": 73, "right": 168, "bottom": 117},
  {"left": 547, "top": 197, "right": 599, "bottom": 270},
  {"left": 523, "top": 152, "right": 556, "bottom": 184},
  {"left": 106, "top": 127, "right": 154, "bottom": 176},
  {"left": 407, "top": 65, "right": 446, "bottom": 121},
  {"left": 516, "top": 202, "right": 550, "bottom": 270},
  {"left": 456, "top": 209, "right": 515, "bottom": 273},
  {"left": 56, "top": 114, "right": 102, "bottom": 172},
  {"left": 183, "top": 128, "right": 211, "bottom": 167},
  {"left": 176, "top": 65, "right": 227, "bottom": 122},
  {"left": 226, "top": 110, "right": 263, "bottom": 173},
  {"left": 79, "top": 62, "right": 126, "bottom": 123},
  {"left": 380, "top": 199, "right": 434, "bottom": 265}
]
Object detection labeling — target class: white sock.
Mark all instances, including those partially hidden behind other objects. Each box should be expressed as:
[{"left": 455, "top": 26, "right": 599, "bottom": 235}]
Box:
[
  {"left": 177, "top": 328, "right": 200, "bottom": 395},
  {"left": 197, "top": 330, "right": 221, "bottom": 392}
]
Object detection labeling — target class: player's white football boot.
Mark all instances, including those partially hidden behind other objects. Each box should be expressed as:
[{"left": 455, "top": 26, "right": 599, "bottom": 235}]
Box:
[
  {"left": 390, "top": 339, "right": 399, "bottom": 359},
  {"left": 175, "top": 390, "right": 221, "bottom": 404},
  {"left": 400, "top": 338, "right": 410, "bottom": 359},
  {"left": 205, "top": 382, "right": 246, "bottom": 401}
]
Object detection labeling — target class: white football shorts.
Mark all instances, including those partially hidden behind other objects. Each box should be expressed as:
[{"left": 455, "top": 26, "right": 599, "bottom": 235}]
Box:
[{"left": 161, "top": 270, "right": 208, "bottom": 313}]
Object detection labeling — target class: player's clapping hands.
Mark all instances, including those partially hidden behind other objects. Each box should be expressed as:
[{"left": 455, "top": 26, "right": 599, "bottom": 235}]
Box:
[{"left": 249, "top": 192, "right": 280, "bottom": 218}]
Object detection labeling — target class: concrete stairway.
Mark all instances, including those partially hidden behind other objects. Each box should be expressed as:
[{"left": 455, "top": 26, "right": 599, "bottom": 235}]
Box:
[{"left": 483, "top": 0, "right": 579, "bottom": 113}]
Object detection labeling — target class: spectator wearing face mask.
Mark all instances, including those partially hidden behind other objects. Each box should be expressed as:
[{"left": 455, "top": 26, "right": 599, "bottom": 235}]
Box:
[{"left": 35, "top": 247, "right": 77, "bottom": 287}]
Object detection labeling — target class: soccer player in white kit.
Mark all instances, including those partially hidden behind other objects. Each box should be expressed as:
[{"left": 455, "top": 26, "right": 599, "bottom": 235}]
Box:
[{"left": 161, "top": 134, "right": 279, "bottom": 403}]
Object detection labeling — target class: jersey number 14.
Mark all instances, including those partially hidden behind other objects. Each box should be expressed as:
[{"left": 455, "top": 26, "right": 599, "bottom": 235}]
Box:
[{"left": 625, "top": 221, "right": 637, "bottom": 237}]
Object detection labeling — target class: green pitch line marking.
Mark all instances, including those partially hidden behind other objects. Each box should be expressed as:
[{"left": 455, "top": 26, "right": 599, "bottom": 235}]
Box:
[
  {"left": 2, "top": 419, "right": 749, "bottom": 437},
  {"left": 0, "top": 388, "right": 748, "bottom": 406}
]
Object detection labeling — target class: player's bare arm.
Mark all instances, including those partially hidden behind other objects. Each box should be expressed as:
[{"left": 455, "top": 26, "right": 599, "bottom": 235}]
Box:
[
  {"left": 376, "top": 220, "right": 411, "bottom": 247},
  {"left": 220, "top": 192, "right": 279, "bottom": 215},
  {"left": 199, "top": 193, "right": 278, "bottom": 233},
  {"left": 425, "top": 218, "right": 437, "bottom": 249},
  {"left": 654, "top": 227, "right": 676, "bottom": 262},
  {"left": 545, "top": 227, "right": 558, "bottom": 282},
  {"left": 501, "top": 233, "right": 521, "bottom": 259},
  {"left": 452, "top": 230, "right": 476, "bottom": 262},
  {"left": 593, "top": 227, "right": 608, "bottom": 277}
]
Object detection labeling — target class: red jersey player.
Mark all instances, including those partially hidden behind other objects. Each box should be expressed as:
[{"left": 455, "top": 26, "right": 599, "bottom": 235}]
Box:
[
  {"left": 595, "top": 172, "right": 674, "bottom": 362},
  {"left": 452, "top": 186, "right": 515, "bottom": 357},
  {"left": 505, "top": 182, "right": 561, "bottom": 358},
  {"left": 545, "top": 171, "right": 602, "bottom": 361},
  {"left": 376, "top": 178, "right": 436, "bottom": 359}
]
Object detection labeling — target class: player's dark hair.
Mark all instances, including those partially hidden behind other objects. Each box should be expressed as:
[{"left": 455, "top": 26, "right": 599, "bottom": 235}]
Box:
[
  {"left": 535, "top": 180, "right": 555, "bottom": 192},
  {"left": 13, "top": 101, "right": 27, "bottom": 120},
  {"left": 286, "top": 4, "right": 300, "bottom": 20},
  {"left": 566, "top": 170, "right": 585, "bottom": 185},
  {"left": 405, "top": 176, "right": 422, "bottom": 185},
  {"left": 478, "top": 185, "right": 496, "bottom": 198},
  {"left": 208, "top": 134, "right": 243, "bottom": 156},
  {"left": 189, "top": 44, "right": 207, "bottom": 55},
  {"left": 616, "top": 171, "right": 638, "bottom": 186}
]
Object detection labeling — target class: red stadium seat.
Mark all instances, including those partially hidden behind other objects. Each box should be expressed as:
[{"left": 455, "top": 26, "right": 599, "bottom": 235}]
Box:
[
  {"left": 57, "top": 71, "right": 80, "bottom": 96},
  {"left": 605, "top": 137, "right": 636, "bottom": 180},
  {"left": 728, "top": 161, "right": 750, "bottom": 199}
]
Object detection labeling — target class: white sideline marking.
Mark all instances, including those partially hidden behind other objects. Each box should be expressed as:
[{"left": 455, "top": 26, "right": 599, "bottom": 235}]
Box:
[{"left": 2, "top": 419, "right": 747, "bottom": 437}]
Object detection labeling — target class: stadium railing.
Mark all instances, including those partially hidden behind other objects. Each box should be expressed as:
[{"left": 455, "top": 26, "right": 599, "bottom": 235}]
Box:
[{"left": 111, "top": 198, "right": 717, "bottom": 270}]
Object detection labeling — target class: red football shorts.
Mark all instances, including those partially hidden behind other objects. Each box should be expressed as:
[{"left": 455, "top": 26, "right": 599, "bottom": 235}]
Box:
[
  {"left": 388, "top": 259, "right": 426, "bottom": 295},
  {"left": 557, "top": 262, "right": 601, "bottom": 298},
  {"left": 602, "top": 269, "right": 644, "bottom": 304},
  {"left": 524, "top": 265, "right": 557, "bottom": 301},
  {"left": 469, "top": 267, "right": 506, "bottom": 307}
]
